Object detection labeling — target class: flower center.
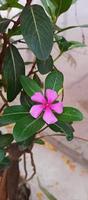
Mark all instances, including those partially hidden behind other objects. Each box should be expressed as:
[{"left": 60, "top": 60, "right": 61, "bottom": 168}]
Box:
[{"left": 44, "top": 102, "right": 51, "bottom": 109}]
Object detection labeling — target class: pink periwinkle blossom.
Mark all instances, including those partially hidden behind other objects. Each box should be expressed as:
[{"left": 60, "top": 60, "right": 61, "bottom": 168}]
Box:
[{"left": 30, "top": 89, "right": 63, "bottom": 124}]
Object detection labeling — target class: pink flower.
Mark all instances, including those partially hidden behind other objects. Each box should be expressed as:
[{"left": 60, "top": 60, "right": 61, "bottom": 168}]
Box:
[{"left": 30, "top": 89, "right": 63, "bottom": 124}]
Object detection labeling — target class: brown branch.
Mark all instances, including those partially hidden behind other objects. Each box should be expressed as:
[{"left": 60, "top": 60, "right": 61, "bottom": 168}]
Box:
[
  {"left": 27, "top": 60, "right": 36, "bottom": 76},
  {"left": 23, "top": 153, "right": 28, "bottom": 180},
  {"left": 27, "top": 151, "right": 36, "bottom": 181},
  {"left": 0, "top": 90, "right": 8, "bottom": 106}
]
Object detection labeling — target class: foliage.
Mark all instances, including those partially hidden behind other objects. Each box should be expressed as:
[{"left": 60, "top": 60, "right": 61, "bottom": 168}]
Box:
[{"left": 0, "top": 0, "right": 85, "bottom": 187}]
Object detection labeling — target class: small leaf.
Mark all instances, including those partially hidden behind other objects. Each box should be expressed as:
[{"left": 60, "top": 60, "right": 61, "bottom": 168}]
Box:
[
  {"left": 13, "top": 116, "right": 45, "bottom": 142},
  {"left": 34, "top": 138, "right": 45, "bottom": 145},
  {"left": 38, "top": 178, "right": 57, "bottom": 200},
  {"left": 0, "top": 149, "right": 5, "bottom": 162},
  {"left": 20, "top": 75, "right": 41, "bottom": 97},
  {"left": 0, "top": 134, "right": 13, "bottom": 148},
  {"left": 0, "top": 16, "right": 10, "bottom": 33},
  {"left": 2, "top": 44, "right": 25, "bottom": 102},
  {"left": 55, "top": 35, "right": 85, "bottom": 53},
  {"left": 8, "top": 26, "right": 21, "bottom": 37},
  {"left": 58, "top": 107, "right": 83, "bottom": 122},
  {"left": 0, "top": 105, "right": 28, "bottom": 127},
  {"left": 45, "top": 70, "right": 64, "bottom": 92},
  {"left": 20, "top": 5, "right": 53, "bottom": 60},
  {"left": 37, "top": 55, "right": 53, "bottom": 74}
]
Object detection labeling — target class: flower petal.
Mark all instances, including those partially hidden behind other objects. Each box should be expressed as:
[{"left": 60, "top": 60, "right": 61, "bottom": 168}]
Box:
[
  {"left": 43, "top": 108, "right": 57, "bottom": 124},
  {"left": 31, "top": 92, "right": 46, "bottom": 104},
  {"left": 51, "top": 102, "right": 63, "bottom": 114},
  {"left": 46, "top": 89, "right": 58, "bottom": 103},
  {"left": 30, "top": 105, "right": 44, "bottom": 118}
]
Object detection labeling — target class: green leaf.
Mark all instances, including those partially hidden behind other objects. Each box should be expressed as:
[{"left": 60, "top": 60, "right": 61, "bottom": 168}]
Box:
[
  {"left": 45, "top": 70, "right": 64, "bottom": 92},
  {"left": 38, "top": 178, "right": 57, "bottom": 200},
  {"left": 20, "top": 75, "right": 41, "bottom": 97},
  {"left": 0, "top": 149, "right": 5, "bottom": 162},
  {"left": 20, "top": 5, "right": 53, "bottom": 60},
  {"left": 13, "top": 116, "right": 45, "bottom": 142},
  {"left": 49, "top": 121, "right": 74, "bottom": 133},
  {"left": 41, "top": 0, "right": 73, "bottom": 21},
  {"left": 0, "top": 0, "right": 23, "bottom": 10},
  {"left": 18, "top": 135, "right": 35, "bottom": 151},
  {"left": 0, "top": 134, "right": 13, "bottom": 148},
  {"left": 37, "top": 55, "right": 53, "bottom": 74},
  {"left": 33, "top": 74, "right": 43, "bottom": 88},
  {"left": 20, "top": 91, "right": 34, "bottom": 110},
  {"left": 0, "top": 156, "right": 11, "bottom": 169},
  {"left": 34, "top": 138, "right": 45, "bottom": 145},
  {"left": 2, "top": 44, "right": 25, "bottom": 102},
  {"left": 55, "top": 35, "right": 85, "bottom": 53},
  {"left": 53, "top": 121, "right": 74, "bottom": 141},
  {"left": 8, "top": 26, "right": 21, "bottom": 37},
  {"left": 0, "top": 16, "right": 10, "bottom": 33},
  {"left": 0, "top": 105, "right": 28, "bottom": 127},
  {"left": 58, "top": 107, "right": 83, "bottom": 122}
]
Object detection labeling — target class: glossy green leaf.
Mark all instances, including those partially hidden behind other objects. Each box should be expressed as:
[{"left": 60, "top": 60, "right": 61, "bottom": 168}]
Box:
[
  {"left": 53, "top": 121, "right": 74, "bottom": 141},
  {"left": 2, "top": 44, "right": 25, "bottom": 102},
  {"left": 0, "top": 16, "right": 10, "bottom": 33},
  {"left": 20, "top": 5, "right": 53, "bottom": 60},
  {"left": 58, "top": 107, "right": 83, "bottom": 122},
  {"left": 33, "top": 74, "right": 43, "bottom": 88},
  {"left": 49, "top": 121, "right": 74, "bottom": 133},
  {"left": 0, "top": 134, "right": 13, "bottom": 148},
  {"left": 20, "top": 91, "right": 34, "bottom": 109},
  {"left": 20, "top": 75, "right": 41, "bottom": 97},
  {"left": 13, "top": 116, "right": 45, "bottom": 142},
  {"left": 38, "top": 178, "right": 57, "bottom": 200},
  {"left": 45, "top": 70, "right": 64, "bottom": 92},
  {"left": 41, "top": 0, "right": 73, "bottom": 21},
  {"left": 0, "top": 149, "right": 5, "bottom": 162},
  {"left": 37, "top": 55, "right": 53, "bottom": 74},
  {"left": 0, "top": 105, "right": 28, "bottom": 127}
]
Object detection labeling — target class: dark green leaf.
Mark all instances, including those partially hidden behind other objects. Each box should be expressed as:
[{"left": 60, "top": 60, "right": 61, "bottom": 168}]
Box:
[
  {"left": 20, "top": 91, "right": 33, "bottom": 109},
  {"left": 2, "top": 44, "right": 25, "bottom": 102},
  {"left": 49, "top": 121, "right": 74, "bottom": 133},
  {"left": 0, "top": 0, "right": 23, "bottom": 10},
  {"left": 37, "top": 55, "right": 53, "bottom": 74},
  {"left": 18, "top": 135, "right": 35, "bottom": 151},
  {"left": 0, "top": 16, "right": 10, "bottom": 33},
  {"left": 33, "top": 74, "right": 43, "bottom": 88},
  {"left": 55, "top": 24, "right": 88, "bottom": 33},
  {"left": 20, "top": 5, "right": 53, "bottom": 60},
  {"left": 0, "top": 149, "right": 5, "bottom": 162},
  {"left": 58, "top": 107, "right": 83, "bottom": 122},
  {"left": 0, "top": 134, "right": 13, "bottom": 148},
  {"left": 0, "top": 105, "right": 28, "bottom": 127},
  {"left": 8, "top": 26, "right": 21, "bottom": 37},
  {"left": 20, "top": 75, "right": 41, "bottom": 97},
  {"left": 45, "top": 70, "right": 64, "bottom": 92},
  {"left": 53, "top": 121, "right": 74, "bottom": 141},
  {"left": 13, "top": 116, "right": 45, "bottom": 142}
]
